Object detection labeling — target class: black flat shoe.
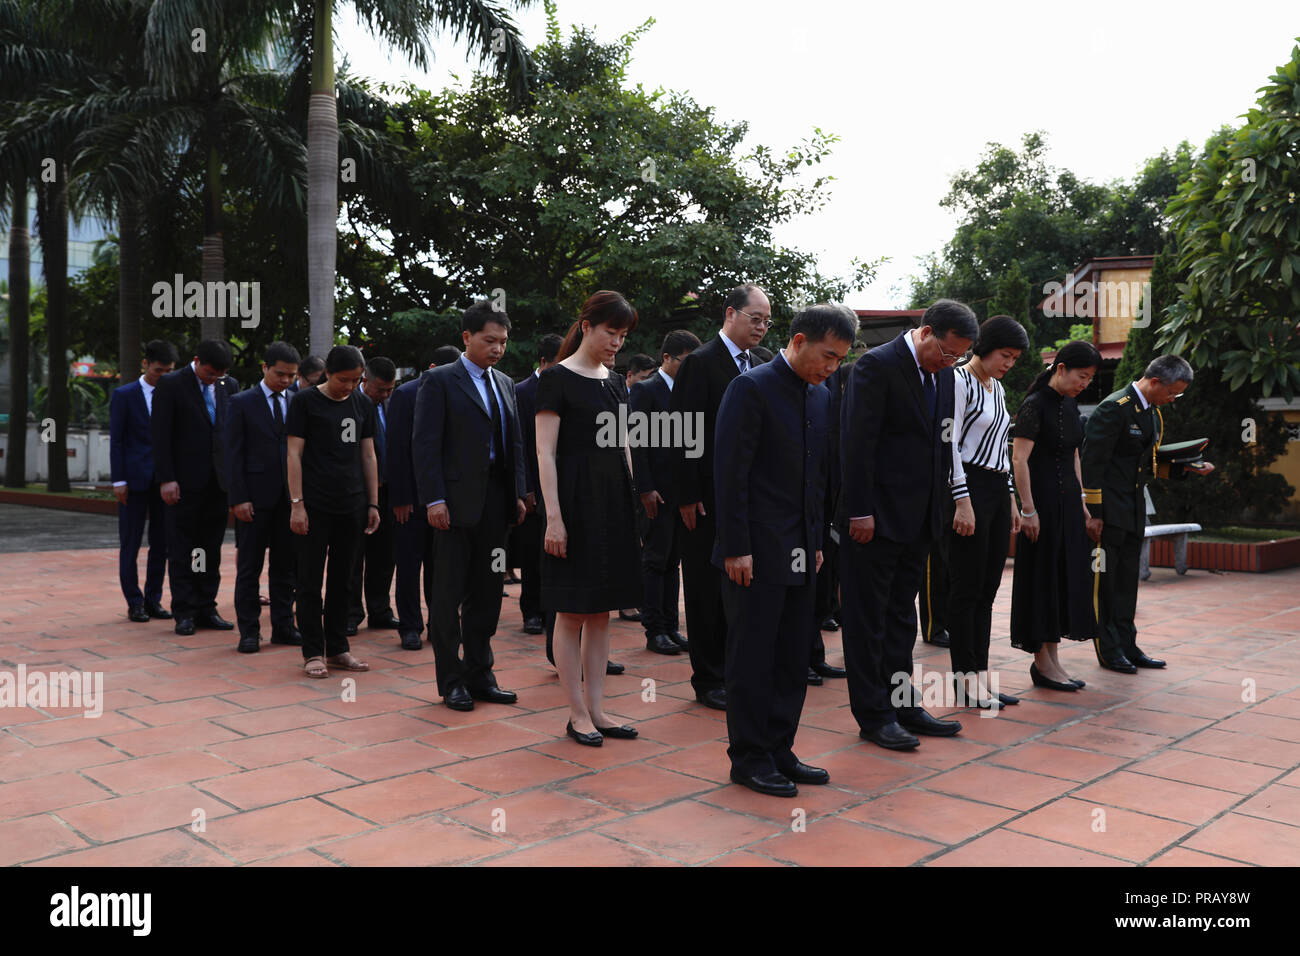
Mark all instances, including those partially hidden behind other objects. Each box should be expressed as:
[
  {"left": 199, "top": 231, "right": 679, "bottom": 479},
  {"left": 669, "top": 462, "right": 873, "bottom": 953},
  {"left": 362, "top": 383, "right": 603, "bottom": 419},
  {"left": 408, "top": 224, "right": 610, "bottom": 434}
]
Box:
[
  {"left": 127, "top": 605, "right": 150, "bottom": 623},
  {"left": 1030, "top": 662, "right": 1080, "bottom": 691},
  {"left": 618, "top": 609, "right": 642, "bottom": 622},
  {"left": 567, "top": 721, "right": 603, "bottom": 747},
  {"left": 237, "top": 634, "right": 260, "bottom": 654},
  {"left": 819, "top": 617, "right": 840, "bottom": 631},
  {"left": 344, "top": 622, "right": 359, "bottom": 637},
  {"left": 668, "top": 631, "right": 689, "bottom": 649},
  {"left": 1096, "top": 655, "right": 1138, "bottom": 674},
  {"left": 399, "top": 632, "right": 423, "bottom": 650},
  {"left": 812, "top": 662, "right": 847, "bottom": 678},
  {"left": 730, "top": 768, "right": 797, "bottom": 797},
  {"left": 696, "top": 688, "right": 727, "bottom": 711},
  {"left": 1069, "top": 678, "right": 1086, "bottom": 688},
  {"left": 594, "top": 724, "right": 638, "bottom": 739},
  {"left": 270, "top": 628, "right": 303, "bottom": 646},
  {"left": 806, "top": 667, "right": 824, "bottom": 686},
  {"left": 444, "top": 686, "right": 474, "bottom": 711},
  {"left": 1132, "top": 653, "right": 1166, "bottom": 669},
  {"left": 196, "top": 612, "right": 234, "bottom": 631},
  {"left": 997, "top": 692, "right": 1020, "bottom": 706},
  {"left": 860, "top": 722, "right": 919, "bottom": 751},
  {"left": 468, "top": 685, "right": 517, "bottom": 705},
  {"left": 522, "top": 616, "right": 544, "bottom": 635},
  {"left": 173, "top": 618, "right": 195, "bottom": 636},
  {"left": 646, "top": 633, "right": 681, "bottom": 655},
  {"left": 900, "top": 710, "right": 962, "bottom": 736},
  {"left": 606, "top": 660, "right": 625, "bottom": 675},
  {"left": 368, "top": 614, "right": 401, "bottom": 630},
  {"left": 778, "top": 761, "right": 829, "bottom": 785},
  {"left": 145, "top": 601, "right": 172, "bottom": 620}
]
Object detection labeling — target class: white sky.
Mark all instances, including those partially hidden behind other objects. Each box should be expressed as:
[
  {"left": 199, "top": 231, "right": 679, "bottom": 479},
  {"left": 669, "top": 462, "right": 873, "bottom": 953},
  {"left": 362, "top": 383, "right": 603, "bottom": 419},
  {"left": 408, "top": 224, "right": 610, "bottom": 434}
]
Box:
[{"left": 336, "top": 0, "right": 1299, "bottom": 308}]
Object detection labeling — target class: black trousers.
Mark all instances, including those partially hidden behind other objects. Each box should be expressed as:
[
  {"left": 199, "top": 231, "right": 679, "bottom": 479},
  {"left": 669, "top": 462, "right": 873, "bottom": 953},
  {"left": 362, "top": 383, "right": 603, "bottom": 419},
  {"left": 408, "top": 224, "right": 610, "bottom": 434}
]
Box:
[
  {"left": 919, "top": 496, "right": 954, "bottom": 641},
  {"left": 349, "top": 484, "right": 394, "bottom": 624},
  {"left": 429, "top": 472, "right": 509, "bottom": 695},
  {"left": 722, "top": 574, "right": 815, "bottom": 776},
  {"left": 1095, "top": 523, "right": 1144, "bottom": 661},
  {"left": 233, "top": 492, "right": 295, "bottom": 638},
  {"left": 678, "top": 481, "right": 727, "bottom": 694},
  {"left": 295, "top": 505, "right": 363, "bottom": 659},
  {"left": 118, "top": 481, "right": 167, "bottom": 608},
  {"left": 639, "top": 503, "right": 680, "bottom": 637},
  {"left": 165, "top": 476, "right": 227, "bottom": 620},
  {"left": 814, "top": 536, "right": 840, "bottom": 623},
  {"left": 393, "top": 509, "right": 435, "bottom": 635},
  {"left": 515, "top": 510, "right": 543, "bottom": 621},
  {"left": 840, "top": 532, "right": 930, "bottom": 732},
  {"left": 947, "top": 466, "right": 1012, "bottom": 674}
]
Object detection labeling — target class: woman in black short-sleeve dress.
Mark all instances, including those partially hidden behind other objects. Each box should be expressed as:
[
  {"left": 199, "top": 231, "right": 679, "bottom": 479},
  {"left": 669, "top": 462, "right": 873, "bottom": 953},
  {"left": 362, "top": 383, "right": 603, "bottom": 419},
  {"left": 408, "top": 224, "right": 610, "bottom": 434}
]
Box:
[
  {"left": 537, "top": 291, "right": 643, "bottom": 746},
  {"left": 1009, "top": 340, "right": 1102, "bottom": 691}
]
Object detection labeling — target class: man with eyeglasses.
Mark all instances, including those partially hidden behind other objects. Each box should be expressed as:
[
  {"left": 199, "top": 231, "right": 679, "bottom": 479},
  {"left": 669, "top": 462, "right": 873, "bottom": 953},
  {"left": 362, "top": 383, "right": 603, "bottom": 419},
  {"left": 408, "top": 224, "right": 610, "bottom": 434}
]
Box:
[
  {"left": 671, "top": 283, "right": 772, "bottom": 710},
  {"left": 838, "top": 299, "right": 979, "bottom": 751},
  {"left": 1081, "top": 354, "right": 1214, "bottom": 674}
]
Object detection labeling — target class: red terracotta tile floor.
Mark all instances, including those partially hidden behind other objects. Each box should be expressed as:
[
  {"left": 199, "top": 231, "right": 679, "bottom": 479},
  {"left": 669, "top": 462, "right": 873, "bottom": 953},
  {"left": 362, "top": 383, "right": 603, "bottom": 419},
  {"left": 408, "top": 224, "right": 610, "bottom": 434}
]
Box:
[{"left": 2, "top": 535, "right": 1298, "bottom": 866}]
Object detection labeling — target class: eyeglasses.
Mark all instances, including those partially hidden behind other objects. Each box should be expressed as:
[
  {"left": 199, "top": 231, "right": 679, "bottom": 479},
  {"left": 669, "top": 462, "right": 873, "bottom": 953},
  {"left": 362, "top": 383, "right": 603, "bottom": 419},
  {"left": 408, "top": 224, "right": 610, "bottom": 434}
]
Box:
[
  {"left": 735, "top": 308, "right": 772, "bottom": 329},
  {"left": 936, "top": 341, "right": 971, "bottom": 365}
]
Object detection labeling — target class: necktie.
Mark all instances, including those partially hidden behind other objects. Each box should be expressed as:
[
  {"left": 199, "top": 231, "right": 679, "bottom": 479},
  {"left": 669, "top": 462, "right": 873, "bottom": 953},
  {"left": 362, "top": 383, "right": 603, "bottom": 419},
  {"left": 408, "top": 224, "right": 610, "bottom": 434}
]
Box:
[
  {"left": 204, "top": 383, "right": 216, "bottom": 425},
  {"left": 484, "top": 371, "right": 503, "bottom": 461},
  {"left": 737, "top": 350, "right": 750, "bottom": 374},
  {"left": 923, "top": 371, "right": 936, "bottom": 423},
  {"left": 271, "top": 391, "right": 283, "bottom": 432}
]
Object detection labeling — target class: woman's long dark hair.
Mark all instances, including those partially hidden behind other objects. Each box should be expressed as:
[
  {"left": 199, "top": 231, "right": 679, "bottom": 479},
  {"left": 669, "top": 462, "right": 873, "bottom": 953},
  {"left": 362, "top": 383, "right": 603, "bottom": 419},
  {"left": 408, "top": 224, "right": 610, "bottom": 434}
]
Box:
[
  {"left": 557, "top": 291, "right": 639, "bottom": 362},
  {"left": 1027, "top": 340, "right": 1101, "bottom": 396}
]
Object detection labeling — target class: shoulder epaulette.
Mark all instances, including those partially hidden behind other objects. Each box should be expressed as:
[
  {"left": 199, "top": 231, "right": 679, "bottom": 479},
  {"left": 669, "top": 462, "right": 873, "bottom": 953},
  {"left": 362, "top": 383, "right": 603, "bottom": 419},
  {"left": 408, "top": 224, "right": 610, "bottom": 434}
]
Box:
[{"left": 1116, "top": 396, "right": 1131, "bottom": 405}]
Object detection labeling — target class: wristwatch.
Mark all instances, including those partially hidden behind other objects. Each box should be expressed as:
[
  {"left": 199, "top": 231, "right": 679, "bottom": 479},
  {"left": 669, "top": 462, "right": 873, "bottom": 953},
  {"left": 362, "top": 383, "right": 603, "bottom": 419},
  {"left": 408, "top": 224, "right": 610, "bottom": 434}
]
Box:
[{"left": 291, "top": 497, "right": 303, "bottom": 504}]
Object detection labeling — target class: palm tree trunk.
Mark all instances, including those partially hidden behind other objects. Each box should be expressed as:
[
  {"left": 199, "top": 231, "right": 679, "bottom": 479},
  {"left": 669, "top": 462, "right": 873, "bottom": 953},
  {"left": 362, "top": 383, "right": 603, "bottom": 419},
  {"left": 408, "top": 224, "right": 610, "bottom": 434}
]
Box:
[
  {"left": 200, "top": 127, "right": 224, "bottom": 342},
  {"left": 4, "top": 174, "right": 30, "bottom": 488},
  {"left": 117, "top": 197, "right": 142, "bottom": 384},
  {"left": 307, "top": 0, "right": 338, "bottom": 359},
  {"left": 37, "top": 167, "right": 70, "bottom": 493}
]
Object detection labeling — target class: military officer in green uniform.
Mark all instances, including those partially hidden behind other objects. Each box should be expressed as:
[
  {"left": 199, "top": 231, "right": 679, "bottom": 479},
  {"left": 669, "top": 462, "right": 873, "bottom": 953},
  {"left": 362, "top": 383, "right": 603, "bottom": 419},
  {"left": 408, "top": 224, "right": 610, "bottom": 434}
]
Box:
[{"left": 1080, "top": 355, "right": 1214, "bottom": 673}]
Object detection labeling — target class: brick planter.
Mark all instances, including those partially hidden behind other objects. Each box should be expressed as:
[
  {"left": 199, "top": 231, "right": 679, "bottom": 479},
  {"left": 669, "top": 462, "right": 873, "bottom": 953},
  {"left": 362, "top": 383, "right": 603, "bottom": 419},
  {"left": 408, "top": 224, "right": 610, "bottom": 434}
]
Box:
[{"left": 1148, "top": 535, "right": 1300, "bottom": 573}]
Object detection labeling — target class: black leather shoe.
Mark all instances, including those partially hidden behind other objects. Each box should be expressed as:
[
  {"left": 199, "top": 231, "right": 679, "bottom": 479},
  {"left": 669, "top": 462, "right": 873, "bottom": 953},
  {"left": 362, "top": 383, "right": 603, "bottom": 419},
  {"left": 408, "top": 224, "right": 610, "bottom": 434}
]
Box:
[
  {"left": 399, "top": 631, "right": 423, "bottom": 651},
  {"left": 925, "top": 629, "right": 951, "bottom": 647},
  {"left": 669, "top": 631, "right": 689, "bottom": 649},
  {"left": 618, "top": 609, "right": 642, "bottom": 622},
  {"left": 1132, "top": 653, "right": 1166, "bottom": 669},
  {"left": 237, "top": 633, "right": 260, "bottom": 654},
  {"left": 812, "top": 662, "right": 847, "bottom": 678},
  {"left": 997, "top": 692, "right": 1020, "bottom": 706},
  {"left": 696, "top": 688, "right": 727, "bottom": 711},
  {"left": 270, "top": 627, "right": 302, "bottom": 646},
  {"left": 1070, "top": 678, "right": 1086, "bottom": 688},
  {"left": 860, "top": 722, "right": 919, "bottom": 751},
  {"left": 899, "top": 710, "right": 962, "bottom": 736},
  {"left": 344, "top": 621, "right": 359, "bottom": 637},
  {"left": 1030, "top": 662, "right": 1082, "bottom": 690},
  {"left": 522, "top": 616, "right": 544, "bottom": 635},
  {"left": 173, "top": 618, "right": 195, "bottom": 636},
  {"left": 444, "top": 686, "right": 474, "bottom": 711},
  {"left": 606, "top": 660, "right": 625, "bottom": 675},
  {"left": 820, "top": 616, "right": 840, "bottom": 631},
  {"left": 468, "top": 685, "right": 517, "bottom": 705},
  {"left": 646, "top": 633, "right": 681, "bottom": 655},
  {"left": 806, "top": 668, "right": 824, "bottom": 686},
  {"left": 145, "top": 601, "right": 172, "bottom": 620},
  {"left": 730, "top": 768, "right": 797, "bottom": 797},
  {"left": 368, "top": 613, "right": 400, "bottom": 630},
  {"left": 127, "top": 605, "right": 150, "bottom": 623},
  {"left": 779, "top": 761, "right": 829, "bottom": 785},
  {"left": 1097, "top": 655, "right": 1138, "bottom": 674},
  {"left": 566, "top": 721, "right": 603, "bottom": 747},
  {"left": 594, "top": 723, "right": 638, "bottom": 739},
  {"left": 196, "top": 612, "right": 234, "bottom": 631}
]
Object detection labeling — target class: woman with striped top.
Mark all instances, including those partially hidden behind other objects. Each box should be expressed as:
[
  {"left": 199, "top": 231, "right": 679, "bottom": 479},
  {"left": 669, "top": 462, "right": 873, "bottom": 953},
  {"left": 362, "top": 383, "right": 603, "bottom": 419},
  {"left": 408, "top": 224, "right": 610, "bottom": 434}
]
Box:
[{"left": 948, "top": 316, "right": 1029, "bottom": 709}]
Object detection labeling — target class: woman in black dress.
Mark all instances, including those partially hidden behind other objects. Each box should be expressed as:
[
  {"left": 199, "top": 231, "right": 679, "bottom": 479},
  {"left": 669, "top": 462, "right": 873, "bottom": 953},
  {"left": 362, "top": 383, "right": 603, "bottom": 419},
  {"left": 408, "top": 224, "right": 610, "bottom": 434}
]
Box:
[
  {"left": 1009, "top": 340, "right": 1101, "bottom": 691},
  {"left": 537, "top": 291, "right": 644, "bottom": 746}
]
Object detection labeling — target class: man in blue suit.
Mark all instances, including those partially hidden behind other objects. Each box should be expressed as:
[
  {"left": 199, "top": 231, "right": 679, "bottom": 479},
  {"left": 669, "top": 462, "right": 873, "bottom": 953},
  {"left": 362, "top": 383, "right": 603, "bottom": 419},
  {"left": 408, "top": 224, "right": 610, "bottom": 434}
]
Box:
[
  {"left": 110, "top": 339, "right": 178, "bottom": 622},
  {"left": 347, "top": 356, "right": 400, "bottom": 636},
  {"left": 226, "top": 341, "right": 301, "bottom": 653},
  {"left": 713, "top": 305, "right": 856, "bottom": 797},
  {"left": 838, "top": 299, "right": 979, "bottom": 751}
]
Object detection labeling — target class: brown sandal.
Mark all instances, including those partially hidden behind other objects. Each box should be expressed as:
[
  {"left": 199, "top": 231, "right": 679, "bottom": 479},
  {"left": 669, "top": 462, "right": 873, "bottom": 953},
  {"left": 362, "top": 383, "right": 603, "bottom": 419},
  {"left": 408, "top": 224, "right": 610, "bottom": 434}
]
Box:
[
  {"left": 304, "top": 656, "right": 329, "bottom": 679},
  {"left": 326, "top": 652, "right": 369, "bottom": 672}
]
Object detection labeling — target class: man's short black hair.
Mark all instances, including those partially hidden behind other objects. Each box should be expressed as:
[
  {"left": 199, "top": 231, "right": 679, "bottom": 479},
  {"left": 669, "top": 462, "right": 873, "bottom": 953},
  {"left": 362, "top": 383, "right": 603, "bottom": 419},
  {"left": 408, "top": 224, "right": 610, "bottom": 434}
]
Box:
[
  {"left": 790, "top": 303, "right": 858, "bottom": 345},
  {"left": 430, "top": 345, "right": 462, "bottom": 367},
  {"left": 922, "top": 299, "right": 979, "bottom": 342},
  {"left": 143, "top": 339, "right": 178, "bottom": 366},
  {"left": 723, "top": 283, "right": 761, "bottom": 315},
  {"left": 661, "top": 329, "right": 701, "bottom": 359},
  {"left": 264, "top": 341, "right": 301, "bottom": 367},
  {"left": 538, "top": 333, "right": 564, "bottom": 364},
  {"left": 463, "top": 300, "right": 511, "bottom": 334},
  {"left": 195, "top": 339, "right": 233, "bottom": 371},
  {"left": 626, "top": 354, "right": 658, "bottom": 375},
  {"left": 365, "top": 356, "right": 397, "bottom": 382},
  {"left": 299, "top": 355, "right": 325, "bottom": 377}
]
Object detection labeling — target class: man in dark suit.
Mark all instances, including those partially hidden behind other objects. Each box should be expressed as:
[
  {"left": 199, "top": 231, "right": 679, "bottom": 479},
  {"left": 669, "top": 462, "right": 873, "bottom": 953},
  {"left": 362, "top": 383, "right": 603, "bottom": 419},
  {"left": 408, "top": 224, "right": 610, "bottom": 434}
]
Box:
[
  {"left": 226, "top": 341, "right": 301, "bottom": 653},
  {"left": 632, "top": 329, "right": 700, "bottom": 655},
  {"left": 514, "top": 334, "right": 562, "bottom": 636},
  {"left": 671, "top": 284, "right": 771, "bottom": 710},
  {"left": 347, "top": 356, "right": 399, "bottom": 635},
  {"left": 414, "top": 302, "right": 527, "bottom": 711},
  {"left": 1082, "top": 354, "right": 1214, "bottom": 673},
  {"left": 809, "top": 359, "right": 852, "bottom": 683},
  {"left": 110, "top": 339, "right": 178, "bottom": 622},
  {"left": 714, "top": 305, "right": 856, "bottom": 797},
  {"left": 838, "top": 300, "right": 979, "bottom": 751},
  {"left": 388, "top": 345, "right": 462, "bottom": 651},
  {"left": 152, "top": 338, "right": 239, "bottom": 635}
]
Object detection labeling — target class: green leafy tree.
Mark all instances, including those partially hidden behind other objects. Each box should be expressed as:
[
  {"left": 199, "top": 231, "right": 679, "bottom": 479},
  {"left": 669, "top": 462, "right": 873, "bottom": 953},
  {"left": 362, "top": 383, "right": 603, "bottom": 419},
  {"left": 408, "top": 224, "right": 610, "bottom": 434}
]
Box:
[{"left": 985, "top": 259, "right": 1038, "bottom": 414}]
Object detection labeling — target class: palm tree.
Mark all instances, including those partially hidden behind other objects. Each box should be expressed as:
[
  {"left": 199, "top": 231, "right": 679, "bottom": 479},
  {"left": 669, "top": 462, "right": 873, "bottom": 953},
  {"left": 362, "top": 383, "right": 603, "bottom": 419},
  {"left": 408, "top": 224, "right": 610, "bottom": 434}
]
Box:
[
  {"left": 299, "top": 0, "right": 536, "bottom": 357},
  {"left": 3, "top": 171, "right": 30, "bottom": 487}
]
